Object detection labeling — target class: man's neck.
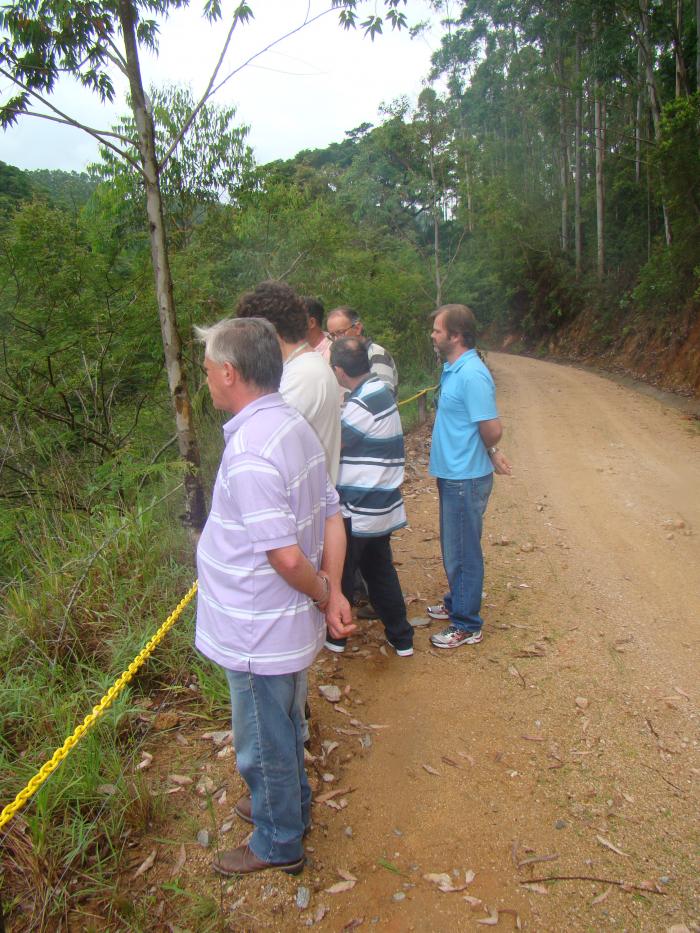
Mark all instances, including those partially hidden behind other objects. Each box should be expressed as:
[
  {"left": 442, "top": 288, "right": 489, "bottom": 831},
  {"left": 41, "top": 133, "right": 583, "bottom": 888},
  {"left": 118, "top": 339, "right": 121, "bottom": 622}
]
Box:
[
  {"left": 280, "top": 339, "right": 310, "bottom": 362},
  {"left": 308, "top": 329, "right": 326, "bottom": 350},
  {"left": 345, "top": 372, "right": 372, "bottom": 393},
  {"left": 446, "top": 343, "right": 470, "bottom": 365}
]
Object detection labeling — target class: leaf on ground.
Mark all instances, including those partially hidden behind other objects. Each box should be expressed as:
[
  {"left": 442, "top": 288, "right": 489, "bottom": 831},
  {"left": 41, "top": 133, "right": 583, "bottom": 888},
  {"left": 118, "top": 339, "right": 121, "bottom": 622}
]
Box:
[
  {"left": 422, "top": 764, "right": 441, "bottom": 775},
  {"left": 464, "top": 869, "right": 476, "bottom": 884},
  {"left": 315, "top": 786, "right": 351, "bottom": 803},
  {"left": 341, "top": 920, "right": 364, "bottom": 931},
  {"left": 132, "top": 848, "right": 157, "bottom": 880},
  {"left": 522, "top": 883, "right": 548, "bottom": 894},
  {"left": 499, "top": 907, "right": 522, "bottom": 929},
  {"left": 322, "top": 740, "right": 339, "bottom": 756},
  {"left": 517, "top": 853, "right": 559, "bottom": 868},
  {"left": 521, "top": 734, "right": 545, "bottom": 742},
  {"left": 334, "top": 704, "right": 353, "bottom": 717},
  {"left": 97, "top": 784, "right": 117, "bottom": 796},
  {"left": 378, "top": 858, "right": 402, "bottom": 874},
  {"left": 475, "top": 907, "right": 500, "bottom": 925},
  {"left": 673, "top": 686, "right": 690, "bottom": 699},
  {"left": 441, "top": 756, "right": 460, "bottom": 767},
  {"left": 575, "top": 696, "right": 590, "bottom": 710},
  {"left": 423, "top": 872, "right": 454, "bottom": 890},
  {"left": 596, "top": 835, "right": 628, "bottom": 857},
  {"left": 464, "top": 894, "right": 483, "bottom": 908},
  {"left": 314, "top": 906, "right": 328, "bottom": 922},
  {"left": 591, "top": 885, "right": 613, "bottom": 905},
  {"left": 325, "top": 880, "right": 356, "bottom": 894},
  {"left": 458, "top": 751, "right": 475, "bottom": 766},
  {"left": 201, "top": 730, "right": 232, "bottom": 745},
  {"left": 168, "top": 774, "right": 193, "bottom": 786},
  {"left": 337, "top": 868, "right": 358, "bottom": 882},
  {"left": 170, "top": 844, "right": 186, "bottom": 878},
  {"left": 136, "top": 752, "right": 153, "bottom": 771},
  {"left": 368, "top": 723, "right": 389, "bottom": 730},
  {"left": 318, "top": 684, "right": 342, "bottom": 703}
]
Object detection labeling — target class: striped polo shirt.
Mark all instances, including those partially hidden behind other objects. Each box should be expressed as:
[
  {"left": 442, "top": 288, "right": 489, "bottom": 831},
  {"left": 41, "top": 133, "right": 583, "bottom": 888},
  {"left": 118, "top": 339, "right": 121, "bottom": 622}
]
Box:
[
  {"left": 337, "top": 375, "right": 407, "bottom": 537},
  {"left": 195, "top": 393, "right": 340, "bottom": 675}
]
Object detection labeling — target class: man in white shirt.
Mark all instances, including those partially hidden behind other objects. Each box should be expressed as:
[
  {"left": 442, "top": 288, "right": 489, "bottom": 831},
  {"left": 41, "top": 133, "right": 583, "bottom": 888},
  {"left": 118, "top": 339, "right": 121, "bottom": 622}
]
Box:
[{"left": 237, "top": 282, "right": 341, "bottom": 484}]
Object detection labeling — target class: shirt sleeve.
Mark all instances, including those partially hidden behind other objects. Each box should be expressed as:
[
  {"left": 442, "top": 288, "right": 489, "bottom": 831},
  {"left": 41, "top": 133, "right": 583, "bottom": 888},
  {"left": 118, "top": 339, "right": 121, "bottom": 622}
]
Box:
[
  {"left": 226, "top": 452, "right": 298, "bottom": 553},
  {"left": 464, "top": 369, "right": 499, "bottom": 423}
]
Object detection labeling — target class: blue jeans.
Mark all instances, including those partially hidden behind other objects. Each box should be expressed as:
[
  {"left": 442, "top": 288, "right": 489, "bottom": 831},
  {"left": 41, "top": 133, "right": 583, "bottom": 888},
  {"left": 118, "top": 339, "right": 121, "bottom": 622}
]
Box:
[
  {"left": 437, "top": 474, "right": 493, "bottom": 633},
  {"left": 224, "top": 668, "right": 311, "bottom": 863}
]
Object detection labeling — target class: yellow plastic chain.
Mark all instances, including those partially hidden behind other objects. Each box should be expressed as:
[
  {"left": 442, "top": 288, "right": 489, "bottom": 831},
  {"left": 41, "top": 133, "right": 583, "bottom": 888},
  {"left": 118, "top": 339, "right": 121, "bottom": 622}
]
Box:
[
  {"left": 0, "top": 581, "right": 198, "bottom": 833},
  {"left": 398, "top": 385, "right": 437, "bottom": 407}
]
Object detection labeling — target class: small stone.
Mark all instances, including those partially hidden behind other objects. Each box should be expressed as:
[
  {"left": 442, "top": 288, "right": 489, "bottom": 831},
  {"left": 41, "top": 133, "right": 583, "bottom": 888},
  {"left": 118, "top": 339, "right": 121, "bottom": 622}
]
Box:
[
  {"left": 392, "top": 891, "right": 406, "bottom": 902},
  {"left": 673, "top": 519, "right": 685, "bottom": 529},
  {"left": 344, "top": 826, "right": 353, "bottom": 837},
  {"left": 666, "top": 533, "right": 675, "bottom": 540},
  {"left": 659, "top": 875, "right": 672, "bottom": 884},
  {"left": 321, "top": 772, "right": 335, "bottom": 783},
  {"left": 296, "top": 886, "right": 311, "bottom": 910},
  {"left": 392, "top": 828, "right": 403, "bottom": 837},
  {"left": 196, "top": 775, "right": 215, "bottom": 796},
  {"left": 196, "top": 829, "right": 210, "bottom": 848},
  {"left": 575, "top": 697, "right": 589, "bottom": 711},
  {"left": 318, "top": 685, "right": 342, "bottom": 703},
  {"left": 520, "top": 542, "right": 535, "bottom": 552},
  {"left": 555, "top": 819, "right": 568, "bottom": 830}
]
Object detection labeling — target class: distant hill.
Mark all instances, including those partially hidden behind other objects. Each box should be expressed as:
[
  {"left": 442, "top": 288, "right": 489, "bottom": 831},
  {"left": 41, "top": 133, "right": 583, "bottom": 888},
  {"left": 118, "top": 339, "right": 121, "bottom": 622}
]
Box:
[{"left": 0, "top": 161, "right": 96, "bottom": 212}]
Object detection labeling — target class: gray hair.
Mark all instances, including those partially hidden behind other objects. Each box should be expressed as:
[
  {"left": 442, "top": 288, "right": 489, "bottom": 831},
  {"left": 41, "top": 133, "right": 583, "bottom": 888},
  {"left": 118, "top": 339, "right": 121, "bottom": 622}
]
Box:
[
  {"left": 328, "top": 305, "right": 361, "bottom": 326},
  {"left": 194, "top": 317, "right": 282, "bottom": 391}
]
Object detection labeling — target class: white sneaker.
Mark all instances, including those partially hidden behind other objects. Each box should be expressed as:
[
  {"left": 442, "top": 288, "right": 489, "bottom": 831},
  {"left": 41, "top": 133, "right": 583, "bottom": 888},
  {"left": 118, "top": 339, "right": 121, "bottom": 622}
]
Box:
[{"left": 426, "top": 603, "right": 450, "bottom": 621}]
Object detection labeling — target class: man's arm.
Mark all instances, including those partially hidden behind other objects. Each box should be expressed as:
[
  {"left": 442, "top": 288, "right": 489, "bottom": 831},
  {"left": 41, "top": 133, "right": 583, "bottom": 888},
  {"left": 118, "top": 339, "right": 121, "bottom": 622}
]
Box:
[
  {"left": 478, "top": 418, "right": 512, "bottom": 476},
  {"left": 267, "top": 545, "right": 329, "bottom": 603},
  {"left": 320, "top": 512, "right": 356, "bottom": 639}
]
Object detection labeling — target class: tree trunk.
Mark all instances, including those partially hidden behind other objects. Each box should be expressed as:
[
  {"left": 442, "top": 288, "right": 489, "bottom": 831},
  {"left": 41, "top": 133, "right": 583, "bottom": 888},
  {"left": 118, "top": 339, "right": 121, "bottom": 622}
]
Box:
[
  {"left": 117, "top": 0, "right": 206, "bottom": 541},
  {"left": 594, "top": 58, "right": 605, "bottom": 281},
  {"left": 574, "top": 35, "right": 583, "bottom": 277},
  {"left": 559, "top": 85, "right": 569, "bottom": 253},
  {"left": 635, "top": 48, "right": 643, "bottom": 184},
  {"left": 638, "top": 0, "right": 673, "bottom": 246},
  {"left": 673, "top": 0, "right": 689, "bottom": 97},
  {"left": 428, "top": 144, "right": 442, "bottom": 306},
  {"left": 697, "top": 0, "right": 700, "bottom": 93}
]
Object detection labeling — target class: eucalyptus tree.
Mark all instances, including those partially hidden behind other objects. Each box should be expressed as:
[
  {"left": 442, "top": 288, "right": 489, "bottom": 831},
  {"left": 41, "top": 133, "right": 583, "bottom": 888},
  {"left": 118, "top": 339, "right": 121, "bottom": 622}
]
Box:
[{"left": 0, "top": 0, "right": 409, "bottom": 540}]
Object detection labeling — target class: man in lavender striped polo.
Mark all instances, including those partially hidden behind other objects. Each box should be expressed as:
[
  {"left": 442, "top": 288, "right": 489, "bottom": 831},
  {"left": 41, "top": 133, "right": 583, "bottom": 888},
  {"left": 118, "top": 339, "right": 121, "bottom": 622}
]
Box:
[{"left": 194, "top": 317, "right": 354, "bottom": 877}]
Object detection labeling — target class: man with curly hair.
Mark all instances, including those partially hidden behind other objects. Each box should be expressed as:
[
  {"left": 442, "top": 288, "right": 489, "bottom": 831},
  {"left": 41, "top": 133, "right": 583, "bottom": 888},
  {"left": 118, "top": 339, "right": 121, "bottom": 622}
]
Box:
[{"left": 237, "top": 282, "right": 340, "bottom": 483}]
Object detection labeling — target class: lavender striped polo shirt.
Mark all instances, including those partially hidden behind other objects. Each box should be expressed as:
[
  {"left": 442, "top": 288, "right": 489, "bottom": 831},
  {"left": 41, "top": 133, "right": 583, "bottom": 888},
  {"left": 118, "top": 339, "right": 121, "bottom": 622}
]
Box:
[{"left": 195, "top": 392, "right": 340, "bottom": 675}]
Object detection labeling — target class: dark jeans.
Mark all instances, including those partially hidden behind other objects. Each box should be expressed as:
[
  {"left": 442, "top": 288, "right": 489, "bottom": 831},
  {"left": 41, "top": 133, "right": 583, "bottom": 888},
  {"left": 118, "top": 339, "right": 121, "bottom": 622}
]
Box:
[{"left": 329, "top": 518, "right": 413, "bottom": 651}]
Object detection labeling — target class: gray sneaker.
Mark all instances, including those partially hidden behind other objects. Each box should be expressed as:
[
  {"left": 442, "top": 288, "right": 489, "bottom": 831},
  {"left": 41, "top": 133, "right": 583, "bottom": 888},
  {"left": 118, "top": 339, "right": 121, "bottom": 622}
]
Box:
[{"left": 430, "top": 625, "right": 483, "bottom": 649}]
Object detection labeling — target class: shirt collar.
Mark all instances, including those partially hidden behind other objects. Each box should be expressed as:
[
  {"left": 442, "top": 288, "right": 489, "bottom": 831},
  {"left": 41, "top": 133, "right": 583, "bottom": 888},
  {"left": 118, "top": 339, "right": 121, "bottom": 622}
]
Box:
[
  {"left": 444, "top": 348, "right": 476, "bottom": 373},
  {"left": 222, "top": 392, "right": 286, "bottom": 442}
]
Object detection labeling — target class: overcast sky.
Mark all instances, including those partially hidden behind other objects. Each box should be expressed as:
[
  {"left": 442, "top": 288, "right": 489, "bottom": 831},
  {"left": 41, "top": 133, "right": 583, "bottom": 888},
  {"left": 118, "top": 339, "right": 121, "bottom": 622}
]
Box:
[{"left": 1, "top": 0, "right": 441, "bottom": 173}]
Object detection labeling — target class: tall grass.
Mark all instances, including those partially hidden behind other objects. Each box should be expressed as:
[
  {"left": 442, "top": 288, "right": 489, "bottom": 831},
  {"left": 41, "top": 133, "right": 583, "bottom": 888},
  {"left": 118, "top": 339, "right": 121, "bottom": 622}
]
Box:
[{"left": 0, "top": 430, "right": 231, "bottom": 928}]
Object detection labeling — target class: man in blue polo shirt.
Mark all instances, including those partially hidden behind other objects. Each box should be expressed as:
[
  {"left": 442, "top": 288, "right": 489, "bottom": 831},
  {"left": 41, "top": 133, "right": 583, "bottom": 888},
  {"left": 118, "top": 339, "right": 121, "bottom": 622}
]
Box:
[{"left": 427, "top": 304, "right": 511, "bottom": 649}]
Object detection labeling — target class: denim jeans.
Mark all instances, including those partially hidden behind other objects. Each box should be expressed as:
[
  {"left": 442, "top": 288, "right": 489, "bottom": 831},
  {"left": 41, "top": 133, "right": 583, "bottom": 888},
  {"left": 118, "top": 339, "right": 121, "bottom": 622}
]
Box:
[
  {"left": 437, "top": 474, "right": 493, "bottom": 633},
  {"left": 224, "top": 667, "right": 310, "bottom": 863}
]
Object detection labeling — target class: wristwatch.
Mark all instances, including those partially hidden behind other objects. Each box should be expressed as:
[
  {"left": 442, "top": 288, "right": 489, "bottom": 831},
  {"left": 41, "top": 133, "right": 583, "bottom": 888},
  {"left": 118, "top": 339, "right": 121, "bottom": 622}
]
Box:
[{"left": 486, "top": 446, "right": 499, "bottom": 457}]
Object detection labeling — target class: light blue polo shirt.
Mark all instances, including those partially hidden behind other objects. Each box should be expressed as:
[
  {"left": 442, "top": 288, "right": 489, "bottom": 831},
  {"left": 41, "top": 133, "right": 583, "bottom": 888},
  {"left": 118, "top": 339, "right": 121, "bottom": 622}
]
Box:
[{"left": 429, "top": 349, "right": 499, "bottom": 480}]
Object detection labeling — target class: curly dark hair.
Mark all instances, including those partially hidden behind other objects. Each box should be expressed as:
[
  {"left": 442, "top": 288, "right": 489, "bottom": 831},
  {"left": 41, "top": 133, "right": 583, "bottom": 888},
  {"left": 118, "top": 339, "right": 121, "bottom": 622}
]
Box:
[{"left": 236, "top": 281, "right": 308, "bottom": 343}]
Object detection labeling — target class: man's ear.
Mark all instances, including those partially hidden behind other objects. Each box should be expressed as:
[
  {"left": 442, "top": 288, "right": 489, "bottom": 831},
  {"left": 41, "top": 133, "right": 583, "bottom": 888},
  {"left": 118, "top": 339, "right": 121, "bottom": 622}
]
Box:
[{"left": 222, "top": 361, "right": 237, "bottom": 385}]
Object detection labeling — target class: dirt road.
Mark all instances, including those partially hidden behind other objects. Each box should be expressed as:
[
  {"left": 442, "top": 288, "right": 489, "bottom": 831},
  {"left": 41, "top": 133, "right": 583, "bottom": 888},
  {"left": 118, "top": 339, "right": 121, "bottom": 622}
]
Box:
[{"left": 119, "top": 353, "right": 700, "bottom": 933}]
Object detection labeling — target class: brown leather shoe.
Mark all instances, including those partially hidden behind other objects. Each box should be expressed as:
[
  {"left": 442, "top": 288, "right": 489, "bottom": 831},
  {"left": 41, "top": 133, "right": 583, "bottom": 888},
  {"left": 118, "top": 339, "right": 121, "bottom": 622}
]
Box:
[
  {"left": 212, "top": 843, "right": 305, "bottom": 876},
  {"left": 234, "top": 794, "right": 253, "bottom": 824}
]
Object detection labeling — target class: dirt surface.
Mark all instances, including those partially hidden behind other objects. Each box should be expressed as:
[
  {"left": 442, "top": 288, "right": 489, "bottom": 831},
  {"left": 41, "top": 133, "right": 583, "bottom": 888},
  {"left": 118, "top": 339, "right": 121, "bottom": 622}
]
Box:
[{"left": 102, "top": 353, "right": 699, "bottom": 932}]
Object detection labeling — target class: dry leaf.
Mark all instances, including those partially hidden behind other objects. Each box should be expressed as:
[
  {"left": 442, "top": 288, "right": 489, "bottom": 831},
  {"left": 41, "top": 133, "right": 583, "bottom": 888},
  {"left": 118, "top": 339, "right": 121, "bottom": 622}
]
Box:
[
  {"left": 521, "top": 734, "right": 545, "bottom": 742},
  {"left": 575, "top": 696, "right": 589, "bottom": 710},
  {"left": 441, "top": 756, "right": 460, "bottom": 768},
  {"left": 315, "top": 786, "right": 352, "bottom": 803},
  {"left": 170, "top": 844, "right": 186, "bottom": 878},
  {"left": 464, "top": 894, "right": 483, "bottom": 908},
  {"left": 522, "top": 883, "right": 548, "bottom": 894},
  {"left": 325, "top": 880, "right": 356, "bottom": 894},
  {"left": 314, "top": 906, "right": 328, "bottom": 922},
  {"left": 334, "top": 704, "right": 353, "bottom": 717},
  {"left": 97, "top": 784, "right": 117, "bottom": 796},
  {"left": 422, "top": 764, "right": 441, "bottom": 775},
  {"left": 475, "top": 907, "right": 499, "bottom": 925},
  {"left": 132, "top": 848, "right": 157, "bottom": 880},
  {"left": 596, "top": 835, "right": 628, "bottom": 857},
  {"left": 458, "top": 751, "right": 475, "bottom": 766},
  {"left": 136, "top": 752, "right": 153, "bottom": 771},
  {"left": 591, "top": 885, "right": 613, "bottom": 905},
  {"left": 337, "top": 869, "right": 358, "bottom": 882},
  {"left": 168, "top": 774, "right": 193, "bottom": 786},
  {"left": 464, "top": 869, "right": 476, "bottom": 884}
]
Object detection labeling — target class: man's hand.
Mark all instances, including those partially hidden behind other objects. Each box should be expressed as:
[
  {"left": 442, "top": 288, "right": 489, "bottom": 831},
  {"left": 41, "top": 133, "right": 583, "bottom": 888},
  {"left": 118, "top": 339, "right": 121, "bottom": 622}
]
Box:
[
  {"left": 492, "top": 449, "right": 512, "bottom": 475},
  {"left": 325, "top": 589, "right": 356, "bottom": 640}
]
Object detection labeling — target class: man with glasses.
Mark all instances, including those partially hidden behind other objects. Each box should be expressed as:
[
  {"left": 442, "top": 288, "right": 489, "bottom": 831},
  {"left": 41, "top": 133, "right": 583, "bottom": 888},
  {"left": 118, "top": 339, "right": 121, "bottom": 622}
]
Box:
[{"left": 327, "top": 306, "right": 398, "bottom": 397}]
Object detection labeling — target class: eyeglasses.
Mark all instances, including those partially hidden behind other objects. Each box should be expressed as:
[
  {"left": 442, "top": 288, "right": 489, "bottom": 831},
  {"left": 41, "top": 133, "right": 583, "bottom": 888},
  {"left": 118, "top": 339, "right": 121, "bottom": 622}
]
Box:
[{"left": 328, "top": 324, "right": 357, "bottom": 340}]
